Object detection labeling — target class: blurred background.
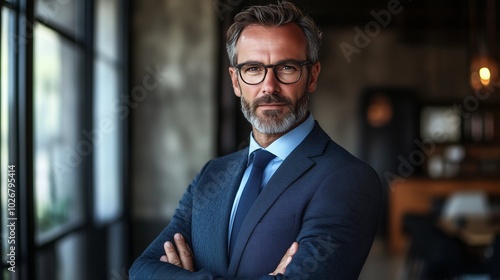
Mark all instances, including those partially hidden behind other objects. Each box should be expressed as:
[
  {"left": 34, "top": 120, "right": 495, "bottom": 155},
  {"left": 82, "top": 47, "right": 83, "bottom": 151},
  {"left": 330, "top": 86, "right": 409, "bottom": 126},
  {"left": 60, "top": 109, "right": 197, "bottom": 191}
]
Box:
[{"left": 1, "top": 0, "right": 500, "bottom": 279}]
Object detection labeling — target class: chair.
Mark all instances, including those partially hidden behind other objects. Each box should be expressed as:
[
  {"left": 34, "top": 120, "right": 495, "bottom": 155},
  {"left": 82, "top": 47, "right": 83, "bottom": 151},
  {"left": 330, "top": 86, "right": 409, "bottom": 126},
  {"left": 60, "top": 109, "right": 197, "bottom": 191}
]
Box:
[{"left": 402, "top": 192, "right": 497, "bottom": 280}]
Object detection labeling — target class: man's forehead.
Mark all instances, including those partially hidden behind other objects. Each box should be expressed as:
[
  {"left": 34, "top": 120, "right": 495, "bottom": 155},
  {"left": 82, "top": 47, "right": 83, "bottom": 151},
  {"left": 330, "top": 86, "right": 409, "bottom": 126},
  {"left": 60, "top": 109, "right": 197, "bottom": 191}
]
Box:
[
  {"left": 238, "top": 23, "right": 304, "bottom": 39},
  {"left": 236, "top": 24, "right": 307, "bottom": 53}
]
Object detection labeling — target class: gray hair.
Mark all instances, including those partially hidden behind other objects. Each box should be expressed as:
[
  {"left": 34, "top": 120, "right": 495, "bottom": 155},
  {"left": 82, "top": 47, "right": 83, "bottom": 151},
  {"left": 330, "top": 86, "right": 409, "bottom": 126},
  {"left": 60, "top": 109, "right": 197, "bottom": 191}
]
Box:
[{"left": 226, "top": 1, "right": 322, "bottom": 67}]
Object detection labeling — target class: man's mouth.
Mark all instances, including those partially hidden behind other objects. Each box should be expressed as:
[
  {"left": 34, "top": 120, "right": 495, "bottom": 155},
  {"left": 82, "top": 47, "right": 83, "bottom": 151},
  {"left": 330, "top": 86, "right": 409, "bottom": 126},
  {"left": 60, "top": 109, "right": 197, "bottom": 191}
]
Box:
[{"left": 258, "top": 103, "right": 286, "bottom": 108}]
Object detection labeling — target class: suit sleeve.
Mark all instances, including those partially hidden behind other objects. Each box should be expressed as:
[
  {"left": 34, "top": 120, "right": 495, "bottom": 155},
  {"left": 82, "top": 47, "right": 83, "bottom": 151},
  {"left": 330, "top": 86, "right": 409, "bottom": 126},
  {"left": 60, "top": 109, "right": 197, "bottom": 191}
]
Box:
[
  {"left": 128, "top": 164, "right": 223, "bottom": 280},
  {"left": 279, "top": 163, "right": 382, "bottom": 280}
]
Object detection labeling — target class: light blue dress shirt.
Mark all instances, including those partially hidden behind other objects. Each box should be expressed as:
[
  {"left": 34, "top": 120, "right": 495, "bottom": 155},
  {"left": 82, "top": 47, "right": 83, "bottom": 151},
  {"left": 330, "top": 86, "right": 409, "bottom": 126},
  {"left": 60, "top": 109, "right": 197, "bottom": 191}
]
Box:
[{"left": 227, "top": 113, "right": 315, "bottom": 247}]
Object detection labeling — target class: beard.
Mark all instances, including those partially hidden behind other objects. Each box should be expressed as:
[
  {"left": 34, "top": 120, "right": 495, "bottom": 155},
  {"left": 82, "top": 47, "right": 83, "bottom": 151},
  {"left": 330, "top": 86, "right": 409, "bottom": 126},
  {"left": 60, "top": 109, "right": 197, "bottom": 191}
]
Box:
[{"left": 240, "top": 91, "right": 310, "bottom": 134}]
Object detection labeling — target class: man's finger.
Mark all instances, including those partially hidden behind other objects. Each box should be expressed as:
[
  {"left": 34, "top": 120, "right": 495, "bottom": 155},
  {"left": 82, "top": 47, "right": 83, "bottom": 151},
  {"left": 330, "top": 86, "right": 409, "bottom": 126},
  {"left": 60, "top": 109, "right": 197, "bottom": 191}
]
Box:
[
  {"left": 174, "top": 233, "right": 195, "bottom": 272},
  {"left": 164, "top": 241, "right": 182, "bottom": 267},
  {"left": 274, "top": 256, "right": 292, "bottom": 275},
  {"left": 270, "top": 242, "right": 299, "bottom": 275}
]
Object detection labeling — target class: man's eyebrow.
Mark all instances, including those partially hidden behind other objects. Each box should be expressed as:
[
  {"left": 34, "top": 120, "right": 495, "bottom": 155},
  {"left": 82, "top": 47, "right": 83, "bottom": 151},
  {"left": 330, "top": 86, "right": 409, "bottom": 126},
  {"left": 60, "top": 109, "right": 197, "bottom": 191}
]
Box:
[
  {"left": 237, "top": 60, "right": 263, "bottom": 65},
  {"left": 237, "top": 58, "right": 306, "bottom": 65}
]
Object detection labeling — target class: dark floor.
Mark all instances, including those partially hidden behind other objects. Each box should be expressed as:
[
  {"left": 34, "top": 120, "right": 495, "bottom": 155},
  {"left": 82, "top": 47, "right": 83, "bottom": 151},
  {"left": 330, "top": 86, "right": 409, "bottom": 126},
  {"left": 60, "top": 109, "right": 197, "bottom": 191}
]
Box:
[{"left": 359, "top": 237, "right": 405, "bottom": 280}]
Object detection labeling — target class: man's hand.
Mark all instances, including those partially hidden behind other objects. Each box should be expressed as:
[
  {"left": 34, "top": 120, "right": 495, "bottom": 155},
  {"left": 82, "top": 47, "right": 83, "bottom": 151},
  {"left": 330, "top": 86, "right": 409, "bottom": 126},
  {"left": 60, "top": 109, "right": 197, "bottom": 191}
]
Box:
[
  {"left": 269, "top": 242, "right": 299, "bottom": 276},
  {"left": 159, "top": 233, "right": 298, "bottom": 276},
  {"left": 159, "top": 233, "right": 195, "bottom": 272}
]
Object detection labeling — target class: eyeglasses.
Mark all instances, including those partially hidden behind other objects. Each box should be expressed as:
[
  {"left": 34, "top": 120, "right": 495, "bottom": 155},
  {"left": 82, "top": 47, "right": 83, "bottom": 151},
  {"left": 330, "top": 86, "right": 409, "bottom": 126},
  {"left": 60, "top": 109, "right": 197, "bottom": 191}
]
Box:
[{"left": 235, "top": 60, "right": 311, "bottom": 85}]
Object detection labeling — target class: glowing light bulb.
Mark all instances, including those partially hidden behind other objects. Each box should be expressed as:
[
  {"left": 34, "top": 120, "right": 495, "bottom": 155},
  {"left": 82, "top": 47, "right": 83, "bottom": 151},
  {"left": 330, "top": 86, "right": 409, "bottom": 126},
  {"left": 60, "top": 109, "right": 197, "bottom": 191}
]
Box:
[
  {"left": 479, "top": 67, "right": 491, "bottom": 86},
  {"left": 479, "top": 67, "right": 491, "bottom": 80}
]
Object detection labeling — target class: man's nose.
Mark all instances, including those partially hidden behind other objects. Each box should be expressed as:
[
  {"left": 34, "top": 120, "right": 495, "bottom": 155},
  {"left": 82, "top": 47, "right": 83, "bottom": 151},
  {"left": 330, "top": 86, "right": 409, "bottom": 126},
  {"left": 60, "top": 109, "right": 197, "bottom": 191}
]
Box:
[{"left": 261, "top": 68, "right": 280, "bottom": 95}]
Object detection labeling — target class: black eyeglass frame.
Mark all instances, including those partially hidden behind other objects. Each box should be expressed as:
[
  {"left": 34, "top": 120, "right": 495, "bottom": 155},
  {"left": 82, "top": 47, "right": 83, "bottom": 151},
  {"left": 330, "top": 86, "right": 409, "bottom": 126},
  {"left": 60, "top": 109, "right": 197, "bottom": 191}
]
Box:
[{"left": 235, "top": 60, "right": 311, "bottom": 85}]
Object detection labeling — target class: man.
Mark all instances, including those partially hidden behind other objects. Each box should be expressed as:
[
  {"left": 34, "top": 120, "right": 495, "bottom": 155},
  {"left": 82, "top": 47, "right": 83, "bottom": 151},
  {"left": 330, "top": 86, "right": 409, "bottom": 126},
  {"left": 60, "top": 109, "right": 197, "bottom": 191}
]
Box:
[{"left": 130, "top": 1, "right": 381, "bottom": 279}]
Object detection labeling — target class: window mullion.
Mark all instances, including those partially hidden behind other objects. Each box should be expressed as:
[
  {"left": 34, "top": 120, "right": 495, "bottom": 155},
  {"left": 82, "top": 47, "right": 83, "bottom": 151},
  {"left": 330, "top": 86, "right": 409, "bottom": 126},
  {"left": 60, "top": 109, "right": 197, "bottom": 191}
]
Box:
[
  {"left": 17, "top": 0, "right": 35, "bottom": 279},
  {"left": 84, "top": 0, "right": 96, "bottom": 278}
]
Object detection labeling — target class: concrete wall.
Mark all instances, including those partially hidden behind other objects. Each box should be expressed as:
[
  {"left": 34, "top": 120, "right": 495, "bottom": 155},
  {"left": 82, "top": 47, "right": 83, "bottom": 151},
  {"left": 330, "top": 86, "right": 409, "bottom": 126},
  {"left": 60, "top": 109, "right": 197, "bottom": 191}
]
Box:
[{"left": 131, "top": 0, "right": 217, "bottom": 221}]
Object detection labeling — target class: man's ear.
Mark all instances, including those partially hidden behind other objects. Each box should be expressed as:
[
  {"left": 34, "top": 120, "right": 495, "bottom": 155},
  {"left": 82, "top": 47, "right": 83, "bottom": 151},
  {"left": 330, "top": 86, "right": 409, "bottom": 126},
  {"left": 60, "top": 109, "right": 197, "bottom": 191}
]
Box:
[
  {"left": 229, "top": 67, "right": 241, "bottom": 97},
  {"left": 307, "top": 62, "right": 321, "bottom": 93}
]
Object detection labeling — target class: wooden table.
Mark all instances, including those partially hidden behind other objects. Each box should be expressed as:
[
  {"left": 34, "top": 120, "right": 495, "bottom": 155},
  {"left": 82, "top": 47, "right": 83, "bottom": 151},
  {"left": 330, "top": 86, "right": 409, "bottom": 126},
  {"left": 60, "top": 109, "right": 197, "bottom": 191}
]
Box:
[{"left": 388, "top": 178, "right": 500, "bottom": 254}]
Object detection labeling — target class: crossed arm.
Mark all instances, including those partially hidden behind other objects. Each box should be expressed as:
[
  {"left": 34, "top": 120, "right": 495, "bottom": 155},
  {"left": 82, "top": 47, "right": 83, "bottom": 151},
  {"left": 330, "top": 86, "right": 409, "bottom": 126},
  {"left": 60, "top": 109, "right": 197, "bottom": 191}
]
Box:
[
  {"left": 130, "top": 158, "right": 382, "bottom": 279},
  {"left": 160, "top": 233, "right": 298, "bottom": 275}
]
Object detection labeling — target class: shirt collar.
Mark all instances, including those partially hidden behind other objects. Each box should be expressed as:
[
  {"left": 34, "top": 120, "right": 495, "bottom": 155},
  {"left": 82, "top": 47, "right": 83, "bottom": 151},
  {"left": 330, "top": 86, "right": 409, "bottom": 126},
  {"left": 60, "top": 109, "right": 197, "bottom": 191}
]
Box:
[{"left": 248, "top": 113, "right": 315, "bottom": 162}]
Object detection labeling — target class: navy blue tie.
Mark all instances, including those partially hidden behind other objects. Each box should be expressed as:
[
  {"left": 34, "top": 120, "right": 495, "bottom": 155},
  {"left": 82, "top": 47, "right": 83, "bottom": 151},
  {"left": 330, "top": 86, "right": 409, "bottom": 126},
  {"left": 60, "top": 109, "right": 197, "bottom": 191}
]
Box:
[{"left": 229, "top": 149, "right": 276, "bottom": 256}]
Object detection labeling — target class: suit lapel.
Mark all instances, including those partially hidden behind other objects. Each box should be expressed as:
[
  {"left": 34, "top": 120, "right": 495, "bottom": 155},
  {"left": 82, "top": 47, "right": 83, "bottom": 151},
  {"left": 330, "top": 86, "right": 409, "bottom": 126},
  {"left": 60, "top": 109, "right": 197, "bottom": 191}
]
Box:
[
  {"left": 228, "top": 123, "right": 331, "bottom": 275},
  {"left": 195, "top": 148, "right": 248, "bottom": 275}
]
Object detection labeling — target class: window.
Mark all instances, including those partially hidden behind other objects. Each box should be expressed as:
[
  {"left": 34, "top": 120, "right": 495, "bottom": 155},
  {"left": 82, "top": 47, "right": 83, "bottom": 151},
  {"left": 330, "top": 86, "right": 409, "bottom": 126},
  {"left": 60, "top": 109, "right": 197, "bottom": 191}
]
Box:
[
  {"left": 94, "top": 0, "right": 123, "bottom": 224},
  {"left": 0, "top": 0, "right": 129, "bottom": 279},
  {"left": 33, "top": 22, "right": 84, "bottom": 243},
  {"left": 1, "top": 5, "right": 15, "bottom": 277}
]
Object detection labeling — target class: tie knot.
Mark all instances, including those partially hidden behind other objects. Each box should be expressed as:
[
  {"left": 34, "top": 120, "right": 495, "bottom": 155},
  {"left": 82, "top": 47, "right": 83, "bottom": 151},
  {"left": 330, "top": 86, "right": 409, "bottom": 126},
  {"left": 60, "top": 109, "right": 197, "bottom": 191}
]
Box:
[{"left": 252, "top": 149, "right": 276, "bottom": 169}]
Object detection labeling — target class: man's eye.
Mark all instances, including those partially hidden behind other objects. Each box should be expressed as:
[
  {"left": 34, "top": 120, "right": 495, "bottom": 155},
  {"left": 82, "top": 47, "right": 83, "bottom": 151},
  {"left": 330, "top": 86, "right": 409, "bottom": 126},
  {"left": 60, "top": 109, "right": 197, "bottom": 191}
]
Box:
[
  {"left": 243, "top": 65, "right": 264, "bottom": 75},
  {"left": 278, "top": 64, "right": 299, "bottom": 72},
  {"left": 245, "top": 66, "right": 262, "bottom": 72}
]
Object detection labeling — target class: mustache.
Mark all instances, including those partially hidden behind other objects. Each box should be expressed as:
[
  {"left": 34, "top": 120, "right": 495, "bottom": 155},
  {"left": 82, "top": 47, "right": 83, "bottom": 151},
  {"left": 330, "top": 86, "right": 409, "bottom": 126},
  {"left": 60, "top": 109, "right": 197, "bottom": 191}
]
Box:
[{"left": 252, "top": 94, "right": 292, "bottom": 107}]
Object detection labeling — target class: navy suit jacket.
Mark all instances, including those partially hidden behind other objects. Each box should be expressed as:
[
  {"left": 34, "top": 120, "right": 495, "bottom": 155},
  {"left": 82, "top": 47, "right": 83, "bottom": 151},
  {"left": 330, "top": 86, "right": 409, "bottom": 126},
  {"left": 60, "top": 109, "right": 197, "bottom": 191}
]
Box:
[{"left": 130, "top": 122, "right": 382, "bottom": 279}]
